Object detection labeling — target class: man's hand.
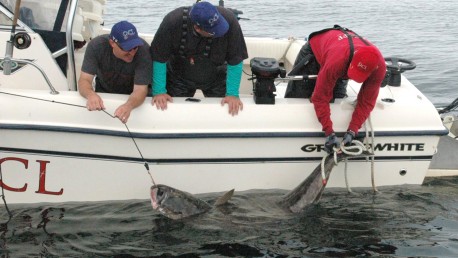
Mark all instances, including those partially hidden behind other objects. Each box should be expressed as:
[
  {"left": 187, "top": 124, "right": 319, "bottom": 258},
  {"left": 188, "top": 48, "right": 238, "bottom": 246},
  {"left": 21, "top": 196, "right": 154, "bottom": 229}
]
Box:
[
  {"left": 342, "top": 130, "right": 355, "bottom": 146},
  {"left": 114, "top": 85, "right": 147, "bottom": 123},
  {"left": 221, "top": 96, "right": 243, "bottom": 116},
  {"left": 324, "top": 133, "right": 340, "bottom": 154},
  {"left": 152, "top": 94, "right": 173, "bottom": 110},
  {"left": 85, "top": 92, "right": 105, "bottom": 111},
  {"left": 114, "top": 103, "right": 133, "bottom": 124}
]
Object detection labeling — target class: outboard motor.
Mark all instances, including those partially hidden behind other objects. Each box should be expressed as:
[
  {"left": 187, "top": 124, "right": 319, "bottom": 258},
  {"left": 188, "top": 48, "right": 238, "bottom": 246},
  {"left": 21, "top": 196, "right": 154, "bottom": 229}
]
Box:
[{"left": 250, "top": 57, "right": 286, "bottom": 104}]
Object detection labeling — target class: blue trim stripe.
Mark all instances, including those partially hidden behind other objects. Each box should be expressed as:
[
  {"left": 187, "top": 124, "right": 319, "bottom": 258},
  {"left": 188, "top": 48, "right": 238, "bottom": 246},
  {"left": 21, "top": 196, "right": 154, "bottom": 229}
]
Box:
[
  {"left": 0, "top": 147, "right": 434, "bottom": 164},
  {"left": 0, "top": 124, "right": 450, "bottom": 139}
]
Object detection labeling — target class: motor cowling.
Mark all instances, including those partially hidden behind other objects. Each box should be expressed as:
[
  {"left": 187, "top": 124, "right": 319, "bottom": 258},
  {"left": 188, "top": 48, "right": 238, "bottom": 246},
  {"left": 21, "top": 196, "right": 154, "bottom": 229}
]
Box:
[{"left": 250, "top": 57, "right": 286, "bottom": 104}]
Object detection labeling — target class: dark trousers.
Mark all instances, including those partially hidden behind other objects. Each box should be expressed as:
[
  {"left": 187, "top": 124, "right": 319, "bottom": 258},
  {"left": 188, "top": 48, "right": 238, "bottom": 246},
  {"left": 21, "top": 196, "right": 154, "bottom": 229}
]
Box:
[
  {"left": 166, "top": 59, "right": 227, "bottom": 97},
  {"left": 166, "top": 73, "right": 226, "bottom": 97}
]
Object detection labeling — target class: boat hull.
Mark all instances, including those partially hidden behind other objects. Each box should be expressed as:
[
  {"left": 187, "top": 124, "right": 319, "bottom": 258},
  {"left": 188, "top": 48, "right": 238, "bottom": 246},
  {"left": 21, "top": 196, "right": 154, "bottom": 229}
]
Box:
[
  {"left": 0, "top": 150, "right": 435, "bottom": 204},
  {"left": 0, "top": 87, "right": 447, "bottom": 204}
]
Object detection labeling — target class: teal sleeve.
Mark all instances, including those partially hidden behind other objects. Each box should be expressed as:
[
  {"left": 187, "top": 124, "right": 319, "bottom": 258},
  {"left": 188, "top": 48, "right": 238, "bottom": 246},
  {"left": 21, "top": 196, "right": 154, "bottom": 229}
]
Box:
[
  {"left": 152, "top": 61, "right": 167, "bottom": 96},
  {"left": 226, "top": 62, "right": 243, "bottom": 97}
]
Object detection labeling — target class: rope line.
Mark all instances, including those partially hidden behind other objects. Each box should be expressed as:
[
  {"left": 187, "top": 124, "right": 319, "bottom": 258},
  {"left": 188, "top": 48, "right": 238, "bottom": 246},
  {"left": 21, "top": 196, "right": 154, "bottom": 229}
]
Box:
[{"left": 320, "top": 119, "right": 378, "bottom": 193}]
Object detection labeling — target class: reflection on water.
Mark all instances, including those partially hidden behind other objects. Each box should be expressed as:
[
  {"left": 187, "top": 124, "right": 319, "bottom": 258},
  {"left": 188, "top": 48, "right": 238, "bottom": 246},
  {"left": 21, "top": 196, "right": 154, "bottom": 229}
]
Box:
[{"left": 1, "top": 177, "right": 457, "bottom": 257}]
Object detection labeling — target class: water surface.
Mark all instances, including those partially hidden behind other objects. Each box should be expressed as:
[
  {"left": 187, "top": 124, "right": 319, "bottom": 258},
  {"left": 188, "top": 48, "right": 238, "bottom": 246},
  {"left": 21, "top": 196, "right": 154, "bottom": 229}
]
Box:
[{"left": 1, "top": 177, "right": 457, "bottom": 257}]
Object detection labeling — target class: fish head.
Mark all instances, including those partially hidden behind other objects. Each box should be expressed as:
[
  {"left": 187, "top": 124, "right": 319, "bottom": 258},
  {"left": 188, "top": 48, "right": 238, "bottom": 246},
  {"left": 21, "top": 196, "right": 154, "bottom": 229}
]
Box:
[{"left": 150, "top": 184, "right": 211, "bottom": 220}]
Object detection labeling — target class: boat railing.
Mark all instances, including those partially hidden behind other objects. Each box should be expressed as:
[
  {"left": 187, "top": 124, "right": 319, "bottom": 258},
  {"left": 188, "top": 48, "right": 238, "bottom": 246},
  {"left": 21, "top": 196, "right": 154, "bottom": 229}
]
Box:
[
  {"left": 65, "top": 0, "right": 79, "bottom": 92},
  {"left": 8, "top": 58, "right": 59, "bottom": 94}
]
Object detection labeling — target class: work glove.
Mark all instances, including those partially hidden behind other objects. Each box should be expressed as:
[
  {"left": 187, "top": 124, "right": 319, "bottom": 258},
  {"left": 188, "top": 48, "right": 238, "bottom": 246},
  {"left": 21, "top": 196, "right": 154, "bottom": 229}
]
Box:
[
  {"left": 324, "top": 133, "right": 340, "bottom": 154},
  {"left": 342, "top": 130, "right": 356, "bottom": 146}
]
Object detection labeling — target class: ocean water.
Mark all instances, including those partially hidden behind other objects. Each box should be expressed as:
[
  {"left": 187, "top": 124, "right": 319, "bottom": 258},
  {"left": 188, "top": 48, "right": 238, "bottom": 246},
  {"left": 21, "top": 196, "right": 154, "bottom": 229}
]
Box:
[
  {"left": 1, "top": 177, "right": 458, "bottom": 257},
  {"left": 1, "top": 0, "right": 458, "bottom": 257}
]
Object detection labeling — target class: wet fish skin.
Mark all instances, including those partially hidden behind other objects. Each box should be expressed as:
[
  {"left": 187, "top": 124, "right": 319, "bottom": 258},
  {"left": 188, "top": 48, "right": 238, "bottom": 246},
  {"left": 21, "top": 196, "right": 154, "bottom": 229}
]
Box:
[
  {"left": 150, "top": 184, "right": 211, "bottom": 220},
  {"left": 279, "top": 151, "right": 373, "bottom": 213},
  {"left": 150, "top": 184, "right": 234, "bottom": 220}
]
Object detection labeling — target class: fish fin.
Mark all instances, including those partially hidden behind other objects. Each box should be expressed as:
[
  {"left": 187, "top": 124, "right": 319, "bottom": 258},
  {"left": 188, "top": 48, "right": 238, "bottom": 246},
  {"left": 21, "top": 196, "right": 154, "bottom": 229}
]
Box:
[{"left": 214, "top": 189, "right": 235, "bottom": 206}]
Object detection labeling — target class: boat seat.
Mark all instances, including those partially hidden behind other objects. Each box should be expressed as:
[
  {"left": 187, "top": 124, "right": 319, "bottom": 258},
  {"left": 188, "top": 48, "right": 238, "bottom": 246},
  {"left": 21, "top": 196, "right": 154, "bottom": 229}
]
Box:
[
  {"left": 244, "top": 38, "right": 291, "bottom": 64},
  {"left": 72, "top": 7, "right": 85, "bottom": 42},
  {"left": 78, "top": 0, "right": 105, "bottom": 40},
  {"left": 284, "top": 39, "right": 305, "bottom": 69}
]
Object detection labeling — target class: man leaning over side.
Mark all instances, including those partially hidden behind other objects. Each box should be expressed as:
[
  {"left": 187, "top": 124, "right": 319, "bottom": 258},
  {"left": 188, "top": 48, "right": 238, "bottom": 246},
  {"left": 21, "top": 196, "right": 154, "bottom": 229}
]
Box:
[
  {"left": 78, "top": 21, "right": 152, "bottom": 123},
  {"left": 285, "top": 25, "right": 386, "bottom": 153},
  {"left": 150, "top": 1, "right": 248, "bottom": 116}
]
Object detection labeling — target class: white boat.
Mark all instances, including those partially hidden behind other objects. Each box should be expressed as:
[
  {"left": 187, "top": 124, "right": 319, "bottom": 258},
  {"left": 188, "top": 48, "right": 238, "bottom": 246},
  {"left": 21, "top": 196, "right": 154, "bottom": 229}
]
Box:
[{"left": 0, "top": 0, "right": 455, "bottom": 204}]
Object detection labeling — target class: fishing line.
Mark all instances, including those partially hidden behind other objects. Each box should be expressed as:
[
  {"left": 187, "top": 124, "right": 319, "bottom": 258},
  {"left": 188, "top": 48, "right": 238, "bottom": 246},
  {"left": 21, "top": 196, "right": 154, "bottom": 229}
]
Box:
[
  {"left": 120, "top": 121, "right": 156, "bottom": 186},
  {"left": 0, "top": 91, "right": 157, "bottom": 186},
  {"left": 0, "top": 91, "right": 87, "bottom": 109}
]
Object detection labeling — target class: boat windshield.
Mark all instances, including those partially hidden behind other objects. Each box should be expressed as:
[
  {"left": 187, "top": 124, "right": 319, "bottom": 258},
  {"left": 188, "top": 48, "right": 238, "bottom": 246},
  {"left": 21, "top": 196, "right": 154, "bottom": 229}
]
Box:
[
  {"left": 0, "top": 1, "right": 13, "bottom": 26},
  {"left": 0, "top": 0, "right": 69, "bottom": 31}
]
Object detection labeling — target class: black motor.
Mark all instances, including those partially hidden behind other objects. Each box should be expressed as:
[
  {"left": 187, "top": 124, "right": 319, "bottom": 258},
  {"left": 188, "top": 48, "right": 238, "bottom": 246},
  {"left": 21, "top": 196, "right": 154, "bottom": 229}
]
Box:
[{"left": 250, "top": 57, "right": 286, "bottom": 104}]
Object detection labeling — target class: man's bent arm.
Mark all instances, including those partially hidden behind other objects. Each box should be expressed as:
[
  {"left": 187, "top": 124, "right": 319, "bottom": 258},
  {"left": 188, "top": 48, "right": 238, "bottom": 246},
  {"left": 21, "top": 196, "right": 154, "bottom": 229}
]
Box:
[
  {"left": 125, "top": 84, "right": 148, "bottom": 109},
  {"left": 78, "top": 71, "right": 96, "bottom": 98}
]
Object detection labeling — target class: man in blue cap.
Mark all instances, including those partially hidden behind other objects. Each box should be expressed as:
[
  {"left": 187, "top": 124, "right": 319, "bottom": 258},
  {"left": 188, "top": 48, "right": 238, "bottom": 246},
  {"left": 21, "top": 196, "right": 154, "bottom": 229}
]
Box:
[
  {"left": 150, "top": 1, "right": 248, "bottom": 116},
  {"left": 78, "top": 21, "right": 152, "bottom": 123}
]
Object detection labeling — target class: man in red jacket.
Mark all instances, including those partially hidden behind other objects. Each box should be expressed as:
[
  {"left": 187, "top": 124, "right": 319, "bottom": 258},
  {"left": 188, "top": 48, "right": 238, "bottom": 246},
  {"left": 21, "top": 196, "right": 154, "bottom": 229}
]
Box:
[{"left": 285, "top": 25, "right": 386, "bottom": 153}]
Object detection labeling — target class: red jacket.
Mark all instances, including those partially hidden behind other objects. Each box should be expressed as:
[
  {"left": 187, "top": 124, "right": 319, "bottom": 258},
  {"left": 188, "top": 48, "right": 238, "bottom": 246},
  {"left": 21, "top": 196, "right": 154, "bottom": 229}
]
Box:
[{"left": 309, "top": 30, "right": 386, "bottom": 135}]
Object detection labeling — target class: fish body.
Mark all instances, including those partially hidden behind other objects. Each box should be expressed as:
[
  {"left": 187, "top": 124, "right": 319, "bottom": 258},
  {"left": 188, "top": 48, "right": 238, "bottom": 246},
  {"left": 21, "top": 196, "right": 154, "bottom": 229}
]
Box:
[
  {"left": 279, "top": 151, "right": 373, "bottom": 213},
  {"left": 150, "top": 184, "right": 234, "bottom": 220}
]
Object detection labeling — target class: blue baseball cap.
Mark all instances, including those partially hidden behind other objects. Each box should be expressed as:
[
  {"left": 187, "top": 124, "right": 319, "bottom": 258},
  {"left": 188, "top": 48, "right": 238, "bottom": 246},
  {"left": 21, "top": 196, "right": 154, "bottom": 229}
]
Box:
[
  {"left": 110, "top": 21, "right": 144, "bottom": 51},
  {"left": 189, "top": 1, "right": 229, "bottom": 38}
]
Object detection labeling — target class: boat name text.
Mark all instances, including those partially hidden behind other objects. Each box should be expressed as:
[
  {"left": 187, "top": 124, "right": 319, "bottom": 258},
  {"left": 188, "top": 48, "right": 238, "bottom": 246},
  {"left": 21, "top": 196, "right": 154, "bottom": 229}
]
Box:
[{"left": 301, "top": 143, "right": 425, "bottom": 152}]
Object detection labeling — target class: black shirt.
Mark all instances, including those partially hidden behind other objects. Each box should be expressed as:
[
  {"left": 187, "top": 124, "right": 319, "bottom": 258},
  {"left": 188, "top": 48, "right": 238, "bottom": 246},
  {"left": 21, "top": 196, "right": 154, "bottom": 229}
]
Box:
[{"left": 150, "top": 6, "right": 248, "bottom": 66}]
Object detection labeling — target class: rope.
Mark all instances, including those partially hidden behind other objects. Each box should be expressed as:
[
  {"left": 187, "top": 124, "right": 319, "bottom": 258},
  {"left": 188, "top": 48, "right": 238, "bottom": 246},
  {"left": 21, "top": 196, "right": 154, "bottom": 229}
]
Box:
[
  {"left": 321, "top": 116, "right": 378, "bottom": 193},
  {"left": 366, "top": 116, "right": 378, "bottom": 192},
  {"left": 344, "top": 158, "right": 352, "bottom": 192},
  {"left": 338, "top": 139, "right": 366, "bottom": 193},
  {"left": 340, "top": 140, "right": 366, "bottom": 156},
  {"left": 437, "top": 97, "right": 458, "bottom": 114}
]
